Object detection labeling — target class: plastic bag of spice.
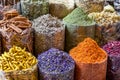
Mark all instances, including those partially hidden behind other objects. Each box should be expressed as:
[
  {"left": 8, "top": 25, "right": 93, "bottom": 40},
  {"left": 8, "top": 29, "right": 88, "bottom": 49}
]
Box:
[
  {"left": 49, "top": 0, "right": 75, "bottom": 19},
  {"left": 33, "top": 14, "right": 65, "bottom": 57},
  {"left": 70, "top": 38, "right": 108, "bottom": 80},
  {"left": 0, "top": 10, "right": 33, "bottom": 53},
  {"left": 88, "top": 5, "right": 120, "bottom": 44},
  {"left": 0, "top": 46, "right": 38, "bottom": 80},
  {"left": 38, "top": 48, "right": 75, "bottom": 80},
  {"left": 21, "top": 0, "right": 49, "bottom": 20},
  {"left": 75, "top": 0, "right": 105, "bottom": 13},
  {"left": 63, "top": 8, "right": 96, "bottom": 52},
  {"left": 103, "top": 41, "right": 120, "bottom": 80}
]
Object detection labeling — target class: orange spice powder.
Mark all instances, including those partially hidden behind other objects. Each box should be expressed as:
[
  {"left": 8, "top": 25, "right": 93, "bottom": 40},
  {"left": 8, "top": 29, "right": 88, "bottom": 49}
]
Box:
[{"left": 70, "top": 38, "right": 107, "bottom": 63}]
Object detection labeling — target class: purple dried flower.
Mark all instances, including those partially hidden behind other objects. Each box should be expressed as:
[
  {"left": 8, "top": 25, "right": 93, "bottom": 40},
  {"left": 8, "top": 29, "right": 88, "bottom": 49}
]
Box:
[{"left": 38, "top": 48, "right": 75, "bottom": 80}]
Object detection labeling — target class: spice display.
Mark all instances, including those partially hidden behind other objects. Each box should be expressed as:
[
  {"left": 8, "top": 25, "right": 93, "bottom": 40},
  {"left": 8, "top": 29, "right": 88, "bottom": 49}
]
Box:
[
  {"left": 38, "top": 48, "right": 75, "bottom": 80},
  {"left": 75, "top": 0, "right": 105, "bottom": 13},
  {"left": 0, "top": 9, "right": 33, "bottom": 53},
  {"left": 0, "top": 46, "right": 38, "bottom": 80},
  {"left": 89, "top": 5, "right": 120, "bottom": 43},
  {"left": 49, "top": 0, "right": 75, "bottom": 19},
  {"left": 33, "top": 14, "right": 65, "bottom": 57},
  {"left": 70, "top": 38, "right": 107, "bottom": 80},
  {"left": 103, "top": 41, "right": 120, "bottom": 80},
  {"left": 21, "top": 0, "right": 49, "bottom": 20},
  {"left": 63, "top": 8, "right": 96, "bottom": 52}
]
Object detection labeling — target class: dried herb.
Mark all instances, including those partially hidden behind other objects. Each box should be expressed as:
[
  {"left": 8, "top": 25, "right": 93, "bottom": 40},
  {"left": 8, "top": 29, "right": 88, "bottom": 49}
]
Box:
[
  {"left": 21, "top": 0, "right": 49, "bottom": 20},
  {"left": 75, "top": 0, "right": 105, "bottom": 13},
  {"left": 63, "top": 8, "right": 96, "bottom": 52},
  {"left": 33, "top": 14, "right": 65, "bottom": 57},
  {"left": 38, "top": 48, "right": 75, "bottom": 80}
]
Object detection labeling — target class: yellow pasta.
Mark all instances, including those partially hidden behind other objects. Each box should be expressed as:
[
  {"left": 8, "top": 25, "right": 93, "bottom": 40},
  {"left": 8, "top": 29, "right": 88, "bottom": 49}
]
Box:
[{"left": 0, "top": 46, "right": 38, "bottom": 72}]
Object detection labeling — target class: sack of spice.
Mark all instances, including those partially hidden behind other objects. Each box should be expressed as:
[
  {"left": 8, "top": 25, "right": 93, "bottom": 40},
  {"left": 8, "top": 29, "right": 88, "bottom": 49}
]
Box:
[
  {"left": 49, "top": 0, "right": 75, "bottom": 19},
  {"left": 63, "top": 7, "right": 96, "bottom": 52},
  {"left": 88, "top": 5, "right": 120, "bottom": 44},
  {"left": 75, "top": 0, "right": 105, "bottom": 13},
  {"left": 0, "top": 46, "right": 38, "bottom": 80},
  {"left": 70, "top": 38, "right": 107, "bottom": 80},
  {"left": 0, "top": 9, "right": 33, "bottom": 53},
  {"left": 21, "top": 0, "right": 49, "bottom": 20},
  {"left": 0, "top": 0, "right": 21, "bottom": 13},
  {"left": 103, "top": 41, "right": 120, "bottom": 80},
  {"left": 38, "top": 48, "right": 75, "bottom": 80},
  {"left": 33, "top": 14, "right": 65, "bottom": 57}
]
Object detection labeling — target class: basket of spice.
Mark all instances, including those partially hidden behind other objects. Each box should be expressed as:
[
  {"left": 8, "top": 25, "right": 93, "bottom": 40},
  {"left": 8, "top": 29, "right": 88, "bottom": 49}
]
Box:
[
  {"left": 88, "top": 5, "right": 120, "bottom": 45},
  {"left": 75, "top": 0, "right": 105, "bottom": 13},
  {"left": 21, "top": 0, "right": 49, "bottom": 20},
  {"left": 38, "top": 48, "right": 75, "bottom": 80},
  {"left": 33, "top": 14, "right": 65, "bottom": 57},
  {"left": 49, "top": 0, "right": 75, "bottom": 19},
  {"left": 70, "top": 38, "right": 107, "bottom": 80},
  {"left": 0, "top": 9, "right": 33, "bottom": 53},
  {"left": 0, "top": 46, "right": 38, "bottom": 80},
  {"left": 63, "top": 7, "right": 96, "bottom": 52},
  {"left": 103, "top": 41, "right": 120, "bottom": 80}
]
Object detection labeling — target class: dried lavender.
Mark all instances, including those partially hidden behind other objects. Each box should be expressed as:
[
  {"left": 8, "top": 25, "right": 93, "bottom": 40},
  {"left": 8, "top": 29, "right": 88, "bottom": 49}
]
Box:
[
  {"left": 21, "top": 0, "right": 49, "bottom": 20},
  {"left": 103, "top": 41, "right": 120, "bottom": 80},
  {"left": 33, "top": 14, "right": 65, "bottom": 57},
  {"left": 38, "top": 48, "right": 75, "bottom": 80}
]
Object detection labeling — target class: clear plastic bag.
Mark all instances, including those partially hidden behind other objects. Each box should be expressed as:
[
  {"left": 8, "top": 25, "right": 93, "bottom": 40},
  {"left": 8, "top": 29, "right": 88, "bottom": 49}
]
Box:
[
  {"left": 1, "top": 28, "right": 33, "bottom": 53},
  {"left": 21, "top": 0, "right": 49, "bottom": 20},
  {"left": 99, "top": 22, "right": 120, "bottom": 44},
  {"left": 75, "top": 0, "right": 105, "bottom": 13},
  {"left": 0, "top": 64, "right": 38, "bottom": 80}
]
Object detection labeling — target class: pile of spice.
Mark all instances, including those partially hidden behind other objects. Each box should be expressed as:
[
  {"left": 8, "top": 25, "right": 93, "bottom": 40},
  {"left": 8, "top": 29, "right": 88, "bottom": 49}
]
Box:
[
  {"left": 70, "top": 38, "right": 107, "bottom": 80},
  {"left": 75, "top": 0, "right": 105, "bottom": 13},
  {"left": 0, "top": 46, "right": 38, "bottom": 80},
  {"left": 49, "top": 0, "right": 75, "bottom": 18},
  {"left": 103, "top": 41, "right": 120, "bottom": 80},
  {"left": 38, "top": 48, "right": 75, "bottom": 80},
  {"left": 33, "top": 14, "right": 65, "bottom": 57},
  {"left": 89, "top": 5, "right": 120, "bottom": 43},
  {"left": 21, "top": 0, "right": 49, "bottom": 20},
  {"left": 88, "top": 5, "right": 120, "bottom": 26},
  {"left": 63, "top": 7, "right": 96, "bottom": 52},
  {"left": 0, "top": 9, "right": 33, "bottom": 53}
]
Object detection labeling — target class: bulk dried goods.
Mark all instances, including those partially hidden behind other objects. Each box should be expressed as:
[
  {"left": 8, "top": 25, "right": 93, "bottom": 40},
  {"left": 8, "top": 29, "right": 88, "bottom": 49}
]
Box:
[
  {"left": 33, "top": 14, "right": 65, "bottom": 57},
  {"left": 75, "top": 0, "right": 105, "bottom": 13},
  {"left": 89, "top": 5, "right": 120, "bottom": 43},
  {"left": 0, "top": 46, "right": 38, "bottom": 80},
  {"left": 0, "top": 9, "right": 33, "bottom": 53},
  {"left": 70, "top": 38, "right": 107, "bottom": 80},
  {"left": 21, "top": 0, "right": 49, "bottom": 20},
  {"left": 38, "top": 48, "right": 75, "bottom": 80},
  {"left": 49, "top": 0, "right": 75, "bottom": 19},
  {"left": 88, "top": 5, "right": 120, "bottom": 26},
  {"left": 103, "top": 41, "right": 120, "bottom": 80},
  {"left": 63, "top": 7, "right": 96, "bottom": 52}
]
